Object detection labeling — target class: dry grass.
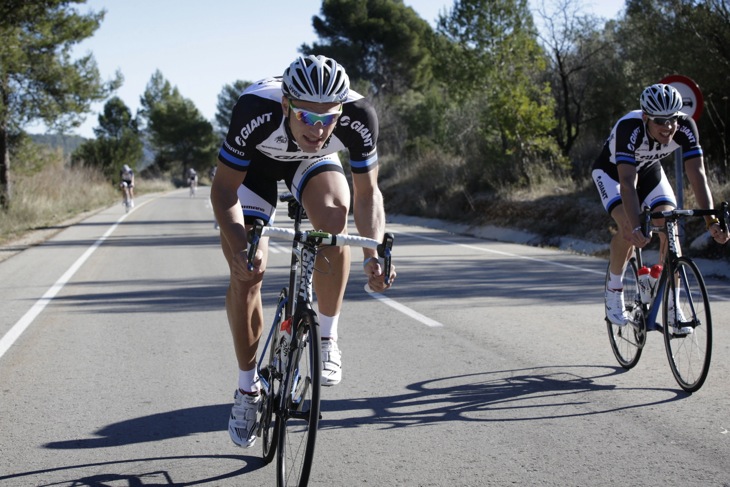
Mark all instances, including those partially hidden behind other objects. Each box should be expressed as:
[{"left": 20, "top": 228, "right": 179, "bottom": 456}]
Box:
[{"left": 0, "top": 157, "right": 174, "bottom": 246}]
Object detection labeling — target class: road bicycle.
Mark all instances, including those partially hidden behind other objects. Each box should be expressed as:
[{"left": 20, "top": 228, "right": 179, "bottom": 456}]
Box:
[
  {"left": 606, "top": 202, "right": 729, "bottom": 393},
  {"left": 248, "top": 193, "right": 394, "bottom": 486}
]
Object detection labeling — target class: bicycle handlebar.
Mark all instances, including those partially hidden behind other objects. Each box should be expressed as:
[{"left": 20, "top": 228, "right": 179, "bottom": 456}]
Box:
[
  {"left": 246, "top": 219, "right": 395, "bottom": 285},
  {"left": 640, "top": 201, "right": 730, "bottom": 236}
]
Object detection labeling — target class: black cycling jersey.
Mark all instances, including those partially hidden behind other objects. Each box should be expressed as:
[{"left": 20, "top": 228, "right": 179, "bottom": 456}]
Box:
[
  {"left": 218, "top": 77, "right": 378, "bottom": 175},
  {"left": 593, "top": 110, "right": 702, "bottom": 179}
]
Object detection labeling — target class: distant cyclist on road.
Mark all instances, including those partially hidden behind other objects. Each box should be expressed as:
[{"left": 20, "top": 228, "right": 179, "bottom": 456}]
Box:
[
  {"left": 211, "top": 55, "right": 396, "bottom": 448},
  {"left": 119, "top": 164, "right": 135, "bottom": 208},
  {"left": 187, "top": 167, "right": 198, "bottom": 196},
  {"left": 592, "top": 83, "right": 728, "bottom": 328}
]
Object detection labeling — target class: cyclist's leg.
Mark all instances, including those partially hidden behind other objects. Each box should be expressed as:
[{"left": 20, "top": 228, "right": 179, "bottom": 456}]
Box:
[
  {"left": 642, "top": 164, "right": 677, "bottom": 265},
  {"left": 220, "top": 232, "right": 268, "bottom": 374},
  {"left": 593, "top": 168, "right": 632, "bottom": 280},
  {"left": 225, "top": 176, "right": 279, "bottom": 375},
  {"left": 593, "top": 167, "right": 634, "bottom": 325},
  {"left": 294, "top": 157, "right": 351, "bottom": 318},
  {"left": 120, "top": 181, "right": 130, "bottom": 204},
  {"left": 221, "top": 170, "right": 278, "bottom": 448},
  {"left": 608, "top": 208, "right": 634, "bottom": 278}
]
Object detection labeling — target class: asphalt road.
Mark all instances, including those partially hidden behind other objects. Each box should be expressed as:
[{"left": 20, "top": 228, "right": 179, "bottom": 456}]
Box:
[{"left": 1, "top": 187, "right": 729, "bottom": 486}]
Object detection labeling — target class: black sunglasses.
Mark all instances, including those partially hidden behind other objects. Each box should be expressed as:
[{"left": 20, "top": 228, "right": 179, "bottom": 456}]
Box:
[{"left": 647, "top": 115, "right": 679, "bottom": 125}]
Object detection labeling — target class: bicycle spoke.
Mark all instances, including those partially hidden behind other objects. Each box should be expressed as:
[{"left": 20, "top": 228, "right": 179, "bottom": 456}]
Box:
[
  {"left": 277, "top": 315, "right": 320, "bottom": 487},
  {"left": 606, "top": 259, "right": 645, "bottom": 369},
  {"left": 663, "top": 258, "right": 712, "bottom": 393}
]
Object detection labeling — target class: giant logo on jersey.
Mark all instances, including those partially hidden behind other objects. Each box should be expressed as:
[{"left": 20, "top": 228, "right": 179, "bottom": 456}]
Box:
[
  {"left": 339, "top": 115, "right": 374, "bottom": 148},
  {"left": 678, "top": 124, "right": 696, "bottom": 145},
  {"left": 235, "top": 112, "right": 273, "bottom": 147},
  {"left": 627, "top": 126, "right": 641, "bottom": 152}
]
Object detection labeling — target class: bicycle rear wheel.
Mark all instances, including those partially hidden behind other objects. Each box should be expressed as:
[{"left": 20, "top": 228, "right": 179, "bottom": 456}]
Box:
[
  {"left": 662, "top": 257, "right": 712, "bottom": 393},
  {"left": 277, "top": 310, "right": 321, "bottom": 487},
  {"left": 260, "top": 288, "right": 288, "bottom": 464},
  {"left": 606, "top": 258, "right": 645, "bottom": 369}
]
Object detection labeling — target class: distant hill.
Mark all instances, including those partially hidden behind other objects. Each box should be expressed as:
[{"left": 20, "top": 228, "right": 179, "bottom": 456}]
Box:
[{"left": 29, "top": 133, "right": 87, "bottom": 159}]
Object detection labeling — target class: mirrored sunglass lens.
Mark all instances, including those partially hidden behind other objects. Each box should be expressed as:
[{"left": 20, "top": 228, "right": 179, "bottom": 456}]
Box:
[
  {"left": 652, "top": 116, "right": 678, "bottom": 124},
  {"left": 296, "top": 110, "right": 338, "bottom": 126}
]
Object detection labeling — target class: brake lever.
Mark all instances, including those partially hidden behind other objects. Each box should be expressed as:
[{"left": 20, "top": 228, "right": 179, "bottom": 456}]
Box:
[
  {"left": 247, "top": 219, "right": 265, "bottom": 271},
  {"left": 639, "top": 206, "right": 652, "bottom": 238},
  {"left": 720, "top": 201, "right": 729, "bottom": 234},
  {"left": 377, "top": 233, "right": 395, "bottom": 285}
]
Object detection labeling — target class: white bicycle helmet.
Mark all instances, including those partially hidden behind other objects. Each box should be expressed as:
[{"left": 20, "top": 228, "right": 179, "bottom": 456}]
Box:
[
  {"left": 281, "top": 55, "right": 349, "bottom": 103},
  {"left": 640, "top": 83, "right": 683, "bottom": 117}
]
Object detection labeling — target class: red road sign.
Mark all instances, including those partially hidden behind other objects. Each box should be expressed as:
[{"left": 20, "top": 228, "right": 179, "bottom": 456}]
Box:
[{"left": 660, "top": 75, "right": 704, "bottom": 121}]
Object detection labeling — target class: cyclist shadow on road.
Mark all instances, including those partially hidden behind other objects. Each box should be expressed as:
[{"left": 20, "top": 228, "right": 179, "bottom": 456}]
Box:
[{"left": 319, "top": 364, "right": 687, "bottom": 430}]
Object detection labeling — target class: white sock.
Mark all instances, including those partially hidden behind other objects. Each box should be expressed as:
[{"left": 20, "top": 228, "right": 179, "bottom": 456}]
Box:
[
  {"left": 608, "top": 272, "right": 624, "bottom": 291},
  {"left": 238, "top": 367, "right": 260, "bottom": 394},
  {"left": 318, "top": 313, "right": 339, "bottom": 341}
]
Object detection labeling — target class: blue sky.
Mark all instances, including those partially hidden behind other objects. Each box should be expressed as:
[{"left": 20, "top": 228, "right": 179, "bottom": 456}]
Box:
[{"left": 32, "top": 0, "right": 625, "bottom": 138}]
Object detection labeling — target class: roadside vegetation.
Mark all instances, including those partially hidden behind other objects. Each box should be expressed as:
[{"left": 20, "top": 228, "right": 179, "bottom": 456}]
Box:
[{"left": 0, "top": 136, "right": 173, "bottom": 245}]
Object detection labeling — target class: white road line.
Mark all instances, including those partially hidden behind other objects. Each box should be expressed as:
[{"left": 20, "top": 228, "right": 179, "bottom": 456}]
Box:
[
  {"left": 0, "top": 205, "right": 141, "bottom": 360},
  {"left": 399, "top": 230, "right": 603, "bottom": 274},
  {"left": 398, "top": 230, "right": 730, "bottom": 302},
  {"left": 364, "top": 285, "right": 444, "bottom": 327}
]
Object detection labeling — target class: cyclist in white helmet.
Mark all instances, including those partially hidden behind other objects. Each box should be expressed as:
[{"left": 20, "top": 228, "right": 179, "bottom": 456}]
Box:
[
  {"left": 592, "top": 83, "right": 728, "bottom": 328},
  {"left": 211, "top": 55, "right": 396, "bottom": 448}
]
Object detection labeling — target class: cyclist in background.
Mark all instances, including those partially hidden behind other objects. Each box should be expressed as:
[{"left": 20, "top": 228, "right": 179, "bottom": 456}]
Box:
[
  {"left": 211, "top": 55, "right": 396, "bottom": 448},
  {"left": 119, "top": 164, "right": 135, "bottom": 208},
  {"left": 187, "top": 167, "right": 198, "bottom": 196},
  {"left": 592, "top": 83, "right": 728, "bottom": 328}
]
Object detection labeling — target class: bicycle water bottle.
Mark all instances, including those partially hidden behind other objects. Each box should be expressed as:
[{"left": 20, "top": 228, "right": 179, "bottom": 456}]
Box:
[
  {"left": 278, "top": 318, "right": 293, "bottom": 372},
  {"left": 649, "top": 264, "right": 663, "bottom": 295},
  {"left": 638, "top": 266, "right": 652, "bottom": 303}
]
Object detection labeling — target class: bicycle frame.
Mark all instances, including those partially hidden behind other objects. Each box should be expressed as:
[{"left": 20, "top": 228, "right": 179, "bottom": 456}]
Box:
[
  {"left": 248, "top": 193, "right": 394, "bottom": 484},
  {"left": 634, "top": 203, "right": 727, "bottom": 332}
]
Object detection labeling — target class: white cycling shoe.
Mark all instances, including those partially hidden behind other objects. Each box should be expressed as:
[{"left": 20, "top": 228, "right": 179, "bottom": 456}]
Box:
[
  {"left": 229, "top": 389, "right": 260, "bottom": 448},
  {"left": 321, "top": 339, "right": 342, "bottom": 386},
  {"left": 605, "top": 288, "right": 630, "bottom": 326}
]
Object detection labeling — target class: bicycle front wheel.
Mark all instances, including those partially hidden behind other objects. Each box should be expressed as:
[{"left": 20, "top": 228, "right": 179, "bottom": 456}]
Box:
[
  {"left": 662, "top": 257, "right": 712, "bottom": 393},
  {"left": 277, "top": 310, "right": 321, "bottom": 487},
  {"left": 260, "top": 288, "right": 288, "bottom": 464},
  {"left": 606, "top": 258, "right": 645, "bottom": 369}
]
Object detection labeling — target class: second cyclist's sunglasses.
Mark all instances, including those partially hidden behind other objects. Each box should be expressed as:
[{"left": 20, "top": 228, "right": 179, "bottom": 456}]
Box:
[
  {"left": 646, "top": 114, "right": 679, "bottom": 125},
  {"left": 288, "top": 99, "right": 342, "bottom": 126}
]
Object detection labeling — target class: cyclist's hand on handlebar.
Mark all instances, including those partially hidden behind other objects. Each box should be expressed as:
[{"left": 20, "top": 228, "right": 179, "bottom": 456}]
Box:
[
  {"left": 627, "top": 226, "right": 651, "bottom": 248},
  {"left": 232, "top": 249, "right": 264, "bottom": 281},
  {"left": 708, "top": 222, "right": 730, "bottom": 245},
  {"left": 364, "top": 257, "right": 396, "bottom": 292}
]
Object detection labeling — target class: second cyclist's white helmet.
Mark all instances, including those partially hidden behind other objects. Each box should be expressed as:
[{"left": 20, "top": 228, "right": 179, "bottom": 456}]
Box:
[
  {"left": 282, "top": 55, "right": 349, "bottom": 103},
  {"left": 640, "top": 84, "right": 683, "bottom": 117}
]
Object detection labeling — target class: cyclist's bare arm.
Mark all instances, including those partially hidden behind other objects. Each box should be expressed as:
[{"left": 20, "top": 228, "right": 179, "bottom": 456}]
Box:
[
  {"left": 351, "top": 170, "right": 386, "bottom": 257},
  {"left": 684, "top": 157, "right": 730, "bottom": 244},
  {"left": 351, "top": 169, "right": 395, "bottom": 290}
]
